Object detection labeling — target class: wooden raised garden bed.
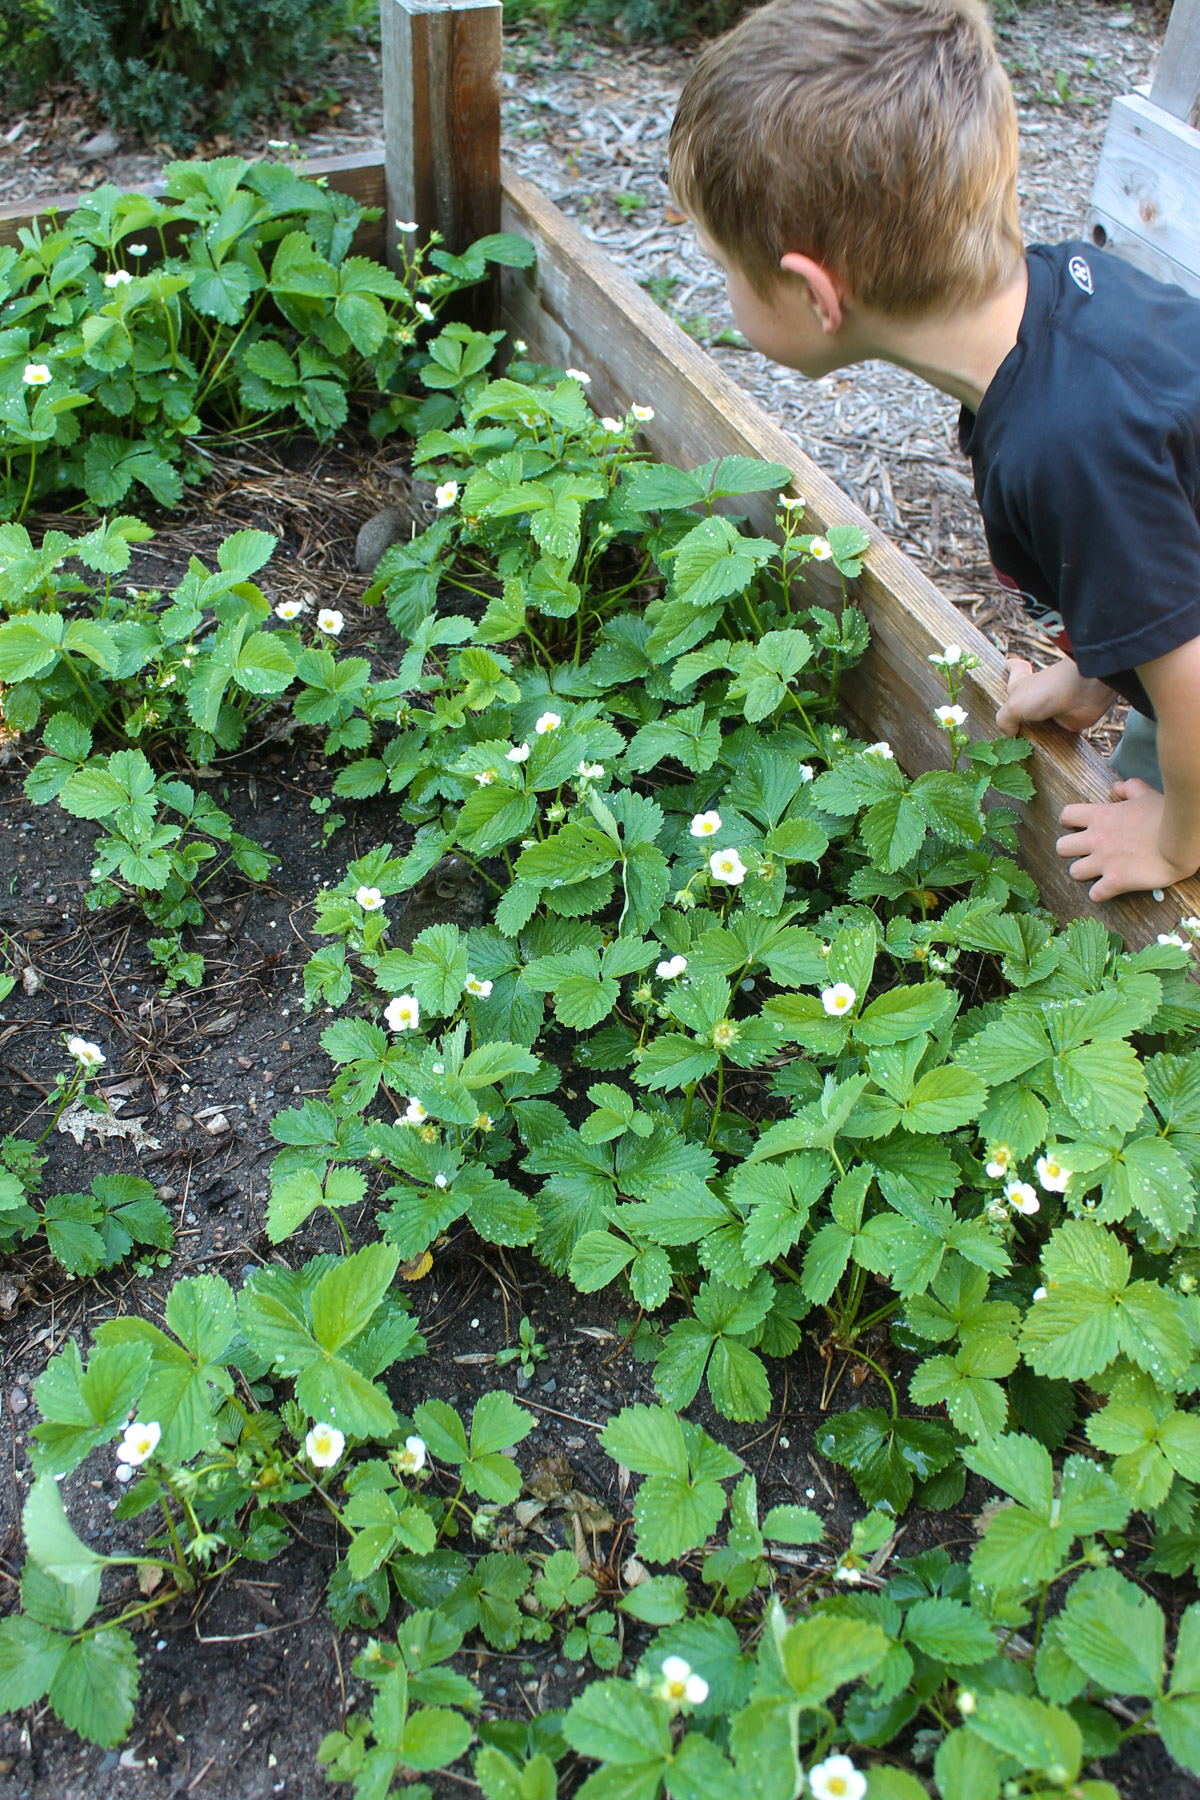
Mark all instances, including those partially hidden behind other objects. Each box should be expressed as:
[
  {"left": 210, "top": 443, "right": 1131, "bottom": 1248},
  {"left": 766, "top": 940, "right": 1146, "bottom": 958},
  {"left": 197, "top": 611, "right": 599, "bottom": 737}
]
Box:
[{"left": 4, "top": 1, "right": 1197, "bottom": 946}]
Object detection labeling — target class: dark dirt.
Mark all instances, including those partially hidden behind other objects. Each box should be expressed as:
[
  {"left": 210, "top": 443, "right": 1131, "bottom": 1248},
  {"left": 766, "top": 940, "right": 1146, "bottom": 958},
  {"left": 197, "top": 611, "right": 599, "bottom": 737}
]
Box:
[{"left": 1, "top": 457, "right": 1197, "bottom": 1800}]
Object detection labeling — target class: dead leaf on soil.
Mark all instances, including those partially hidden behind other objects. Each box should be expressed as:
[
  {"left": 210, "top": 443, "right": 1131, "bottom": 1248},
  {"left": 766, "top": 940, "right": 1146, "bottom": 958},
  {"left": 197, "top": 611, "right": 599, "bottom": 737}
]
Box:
[
  {"left": 57, "top": 1096, "right": 162, "bottom": 1151},
  {"left": 138, "top": 1562, "right": 164, "bottom": 1596},
  {"left": 564, "top": 1490, "right": 616, "bottom": 1569},
  {"left": 399, "top": 1249, "right": 433, "bottom": 1280},
  {"left": 526, "top": 1452, "right": 573, "bottom": 1501}
]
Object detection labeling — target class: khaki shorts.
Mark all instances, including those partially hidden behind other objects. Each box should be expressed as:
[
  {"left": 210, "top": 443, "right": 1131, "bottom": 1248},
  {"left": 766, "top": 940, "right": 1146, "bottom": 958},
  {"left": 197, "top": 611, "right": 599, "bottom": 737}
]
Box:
[{"left": 1108, "top": 709, "right": 1162, "bottom": 791}]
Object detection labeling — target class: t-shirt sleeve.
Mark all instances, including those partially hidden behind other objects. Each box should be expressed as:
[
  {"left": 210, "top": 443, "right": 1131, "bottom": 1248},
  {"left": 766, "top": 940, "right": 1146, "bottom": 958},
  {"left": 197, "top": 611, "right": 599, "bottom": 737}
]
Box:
[{"left": 1009, "top": 400, "right": 1200, "bottom": 679}]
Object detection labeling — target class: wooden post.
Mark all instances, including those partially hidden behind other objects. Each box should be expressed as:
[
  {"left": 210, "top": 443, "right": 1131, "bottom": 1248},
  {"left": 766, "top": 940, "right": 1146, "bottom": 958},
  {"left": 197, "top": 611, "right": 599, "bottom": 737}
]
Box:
[
  {"left": 1087, "top": 0, "right": 1200, "bottom": 293},
  {"left": 380, "top": 0, "right": 502, "bottom": 275},
  {"left": 1150, "top": 0, "right": 1200, "bottom": 127}
]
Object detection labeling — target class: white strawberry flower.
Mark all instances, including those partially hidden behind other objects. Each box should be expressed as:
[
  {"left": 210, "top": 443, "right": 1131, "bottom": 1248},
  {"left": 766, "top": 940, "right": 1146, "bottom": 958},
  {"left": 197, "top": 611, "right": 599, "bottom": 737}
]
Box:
[
  {"left": 434, "top": 1172, "right": 449, "bottom": 1189},
  {"left": 274, "top": 599, "right": 303, "bottom": 621},
  {"left": 565, "top": 367, "right": 591, "bottom": 384},
  {"left": 985, "top": 1145, "right": 1013, "bottom": 1179},
  {"left": 476, "top": 769, "right": 495, "bottom": 786},
  {"left": 1005, "top": 1179, "right": 1040, "bottom": 1216},
  {"left": 821, "top": 982, "right": 856, "bottom": 1017},
  {"left": 1158, "top": 932, "right": 1188, "bottom": 949},
  {"left": 709, "top": 847, "right": 746, "bottom": 886},
  {"left": 415, "top": 300, "right": 435, "bottom": 321},
  {"left": 104, "top": 269, "right": 133, "bottom": 287},
  {"left": 956, "top": 1688, "right": 977, "bottom": 1715},
  {"left": 630, "top": 404, "right": 654, "bottom": 422},
  {"left": 1032, "top": 1286, "right": 1048, "bottom": 1302},
  {"left": 395, "top": 220, "right": 419, "bottom": 232},
  {"left": 356, "top": 886, "right": 385, "bottom": 912},
  {"left": 834, "top": 1563, "right": 863, "bottom": 1583},
  {"left": 935, "top": 704, "right": 967, "bottom": 728},
  {"left": 656, "top": 955, "right": 687, "bottom": 980},
  {"left": 865, "top": 741, "right": 893, "bottom": 759},
  {"left": 317, "top": 609, "right": 344, "bottom": 636},
  {"left": 808, "top": 1754, "right": 867, "bottom": 1800},
  {"left": 127, "top": 243, "right": 148, "bottom": 256},
  {"left": 513, "top": 339, "right": 527, "bottom": 352},
  {"left": 535, "top": 711, "right": 562, "bottom": 735},
  {"left": 798, "top": 763, "right": 814, "bottom": 782},
  {"left": 474, "top": 1112, "right": 494, "bottom": 1132},
  {"left": 600, "top": 416, "right": 622, "bottom": 433},
  {"left": 66, "top": 1035, "right": 106, "bottom": 1069},
  {"left": 808, "top": 536, "right": 833, "bottom": 560},
  {"left": 22, "top": 363, "right": 52, "bottom": 386},
  {"left": 435, "top": 480, "right": 459, "bottom": 509},
  {"left": 690, "top": 811, "right": 722, "bottom": 838},
  {"left": 578, "top": 760, "right": 605, "bottom": 780},
  {"left": 929, "top": 644, "right": 963, "bottom": 667},
  {"left": 507, "top": 742, "right": 531, "bottom": 762},
  {"left": 464, "top": 974, "right": 493, "bottom": 998},
  {"left": 404, "top": 1098, "right": 428, "bottom": 1124},
  {"left": 779, "top": 493, "right": 805, "bottom": 509},
  {"left": 118, "top": 1420, "right": 161, "bottom": 1465},
  {"left": 306, "top": 1423, "right": 345, "bottom": 1469},
  {"left": 1036, "top": 1152, "right": 1070, "bottom": 1193},
  {"left": 657, "top": 1655, "right": 708, "bottom": 1709},
  {"left": 396, "top": 1434, "right": 426, "bottom": 1473},
  {"left": 384, "top": 994, "right": 420, "bottom": 1033},
  {"left": 1181, "top": 916, "right": 1200, "bottom": 934}
]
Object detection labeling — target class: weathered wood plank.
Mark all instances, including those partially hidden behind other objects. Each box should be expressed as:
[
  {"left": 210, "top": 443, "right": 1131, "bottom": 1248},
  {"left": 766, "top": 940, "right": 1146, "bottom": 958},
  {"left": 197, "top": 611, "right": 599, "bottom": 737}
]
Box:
[
  {"left": 1150, "top": 0, "right": 1200, "bottom": 127},
  {"left": 380, "top": 0, "right": 501, "bottom": 273},
  {"left": 0, "top": 150, "right": 389, "bottom": 260},
  {"left": 499, "top": 165, "right": 1200, "bottom": 947},
  {"left": 1087, "top": 92, "right": 1200, "bottom": 298}
]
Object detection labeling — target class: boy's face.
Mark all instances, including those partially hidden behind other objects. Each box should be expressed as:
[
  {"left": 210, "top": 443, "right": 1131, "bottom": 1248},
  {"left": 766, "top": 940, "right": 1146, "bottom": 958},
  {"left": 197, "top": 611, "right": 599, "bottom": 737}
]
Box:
[{"left": 698, "top": 231, "right": 851, "bottom": 378}]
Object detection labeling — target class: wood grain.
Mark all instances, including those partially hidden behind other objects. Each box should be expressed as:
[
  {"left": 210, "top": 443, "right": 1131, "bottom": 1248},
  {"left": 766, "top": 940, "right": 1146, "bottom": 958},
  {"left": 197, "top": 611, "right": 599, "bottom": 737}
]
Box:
[
  {"left": 380, "top": 0, "right": 501, "bottom": 273},
  {"left": 498, "top": 165, "right": 1200, "bottom": 947},
  {"left": 1087, "top": 93, "right": 1200, "bottom": 297},
  {"left": 1150, "top": 0, "right": 1200, "bottom": 126}
]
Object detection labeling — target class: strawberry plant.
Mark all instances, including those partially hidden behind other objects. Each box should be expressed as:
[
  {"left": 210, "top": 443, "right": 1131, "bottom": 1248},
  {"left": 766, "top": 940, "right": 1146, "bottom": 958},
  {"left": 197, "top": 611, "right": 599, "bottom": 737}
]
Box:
[{"left": 0, "top": 159, "right": 533, "bottom": 518}]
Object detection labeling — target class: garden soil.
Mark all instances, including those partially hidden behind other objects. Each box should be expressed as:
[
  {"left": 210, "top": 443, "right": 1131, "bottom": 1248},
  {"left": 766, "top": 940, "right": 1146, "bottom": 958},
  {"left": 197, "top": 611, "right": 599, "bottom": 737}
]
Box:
[{"left": 3, "top": 9, "right": 1200, "bottom": 1799}]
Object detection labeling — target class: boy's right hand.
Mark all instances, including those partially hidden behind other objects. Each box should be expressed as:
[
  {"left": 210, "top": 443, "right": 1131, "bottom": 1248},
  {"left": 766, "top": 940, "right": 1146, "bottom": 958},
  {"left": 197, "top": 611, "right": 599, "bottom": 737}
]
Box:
[{"left": 995, "top": 657, "right": 1118, "bottom": 737}]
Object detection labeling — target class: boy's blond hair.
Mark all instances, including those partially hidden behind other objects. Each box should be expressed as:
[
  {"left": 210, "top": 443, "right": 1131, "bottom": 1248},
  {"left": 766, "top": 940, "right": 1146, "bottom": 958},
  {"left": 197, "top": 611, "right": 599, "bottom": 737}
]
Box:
[{"left": 669, "top": 0, "right": 1023, "bottom": 316}]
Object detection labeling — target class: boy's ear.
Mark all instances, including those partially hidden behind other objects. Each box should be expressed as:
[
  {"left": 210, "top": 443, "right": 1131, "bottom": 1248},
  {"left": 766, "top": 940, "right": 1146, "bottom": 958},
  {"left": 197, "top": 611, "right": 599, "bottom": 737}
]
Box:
[{"left": 778, "top": 252, "right": 847, "bottom": 335}]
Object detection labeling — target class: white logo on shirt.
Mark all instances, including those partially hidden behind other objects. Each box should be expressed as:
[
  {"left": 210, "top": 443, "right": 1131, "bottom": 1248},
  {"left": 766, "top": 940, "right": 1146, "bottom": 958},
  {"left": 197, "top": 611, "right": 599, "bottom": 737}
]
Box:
[{"left": 1068, "top": 255, "right": 1094, "bottom": 294}]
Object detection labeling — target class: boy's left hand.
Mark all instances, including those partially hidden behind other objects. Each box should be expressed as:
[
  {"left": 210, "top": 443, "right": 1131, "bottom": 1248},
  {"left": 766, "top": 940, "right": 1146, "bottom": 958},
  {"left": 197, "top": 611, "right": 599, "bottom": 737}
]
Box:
[{"left": 1057, "top": 778, "right": 1194, "bottom": 901}]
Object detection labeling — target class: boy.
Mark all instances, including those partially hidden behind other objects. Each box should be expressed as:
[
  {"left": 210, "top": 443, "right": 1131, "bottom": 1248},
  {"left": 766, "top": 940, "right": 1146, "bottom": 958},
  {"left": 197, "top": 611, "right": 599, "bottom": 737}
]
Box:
[{"left": 668, "top": 0, "right": 1200, "bottom": 903}]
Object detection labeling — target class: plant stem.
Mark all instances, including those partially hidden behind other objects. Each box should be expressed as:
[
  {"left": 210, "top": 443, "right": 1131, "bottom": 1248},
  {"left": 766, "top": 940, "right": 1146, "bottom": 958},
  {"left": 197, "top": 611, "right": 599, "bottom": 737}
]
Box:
[
  {"left": 706, "top": 1059, "right": 725, "bottom": 1145},
  {"left": 17, "top": 444, "right": 37, "bottom": 521},
  {"left": 159, "top": 1494, "right": 190, "bottom": 1575},
  {"left": 853, "top": 1349, "right": 899, "bottom": 1420}
]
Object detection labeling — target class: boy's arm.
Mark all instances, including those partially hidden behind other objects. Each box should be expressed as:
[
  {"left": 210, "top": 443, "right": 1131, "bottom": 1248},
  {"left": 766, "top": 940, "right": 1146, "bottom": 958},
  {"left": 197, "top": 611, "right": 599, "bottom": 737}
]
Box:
[{"left": 1055, "top": 633, "right": 1200, "bottom": 901}]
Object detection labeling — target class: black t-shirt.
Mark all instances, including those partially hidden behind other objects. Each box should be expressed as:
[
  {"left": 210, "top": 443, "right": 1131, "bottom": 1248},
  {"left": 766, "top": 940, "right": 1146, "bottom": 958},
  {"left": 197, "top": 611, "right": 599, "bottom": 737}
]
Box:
[{"left": 958, "top": 242, "right": 1200, "bottom": 718}]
